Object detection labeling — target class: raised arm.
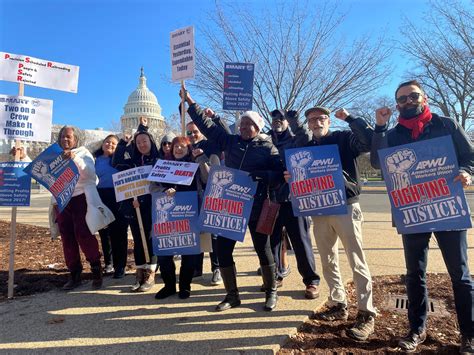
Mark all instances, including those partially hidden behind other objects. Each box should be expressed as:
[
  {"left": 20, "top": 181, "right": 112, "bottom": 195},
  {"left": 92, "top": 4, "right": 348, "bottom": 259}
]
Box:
[
  {"left": 370, "top": 107, "right": 392, "bottom": 169},
  {"left": 335, "top": 108, "right": 374, "bottom": 154},
  {"left": 286, "top": 110, "right": 312, "bottom": 147}
]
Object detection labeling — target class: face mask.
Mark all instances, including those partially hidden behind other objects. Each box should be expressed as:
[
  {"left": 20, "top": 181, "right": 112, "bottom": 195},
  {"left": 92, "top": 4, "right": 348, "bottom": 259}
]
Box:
[{"left": 399, "top": 104, "right": 424, "bottom": 119}]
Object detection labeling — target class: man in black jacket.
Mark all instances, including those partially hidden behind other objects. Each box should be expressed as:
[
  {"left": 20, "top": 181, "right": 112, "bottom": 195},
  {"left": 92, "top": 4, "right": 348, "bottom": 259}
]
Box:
[
  {"left": 371, "top": 80, "right": 473, "bottom": 354},
  {"left": 287, "top": 106, "right": 376, "bottom": 341},
  {"left": 268, "top": 109, "right": 320, "bottom": 299}
]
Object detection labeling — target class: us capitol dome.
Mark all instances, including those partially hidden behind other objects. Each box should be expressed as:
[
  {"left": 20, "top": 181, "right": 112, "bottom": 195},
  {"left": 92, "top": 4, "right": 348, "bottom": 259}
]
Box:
[{"left": 120, "top": 67, "right": 166, "bottom": 137}]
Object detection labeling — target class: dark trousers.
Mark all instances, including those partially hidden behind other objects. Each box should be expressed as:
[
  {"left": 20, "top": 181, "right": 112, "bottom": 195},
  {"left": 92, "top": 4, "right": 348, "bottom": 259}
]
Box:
[
  {"left": 270, "top": 202, "right": 320, "bottom": 286},
  {"left": 56, "top": 194, "right": 101, "bottom": 272},
  {"left": 98, "top": 188, "right": 129, "bottom": 269},
  {"left": 158, "top": 254, "right": 196, "bottom": 291},
  {"left": 127, "top": 204, "right": 157, "bottom": 266},
  {"left": 217, "top": 220, "right": 274, "bottom": 268},
  {"left": 402, "top": 230, "right": 473, "bottom": 336},
  {"left": 194, "top": 235, "right": 219, "bottom": 273}
]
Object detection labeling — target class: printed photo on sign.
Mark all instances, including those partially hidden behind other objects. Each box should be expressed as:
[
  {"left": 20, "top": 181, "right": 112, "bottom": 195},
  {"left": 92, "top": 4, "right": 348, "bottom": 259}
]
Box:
[
  {"left": 378, "top": 136, "right": 471, "bottom": 234},
  {"left": 23, "top": 143, "right": 79, "bottom": 212},
  {"left": 0, "top": 162, "right": 31, "bottom": 207},
  {"left": 285, "top": 145, "right": 347, "bottom": 216},
  {"left": 223, "top": 62, "right": 255, "bottom": 111},
  {"left": 148, "top": 159, "right": 199, "bottom": 186},
  {"left": 112, "top": 166, "right": 152, "bottom": 202},
  {"left": 0, "top": 52, "right": 79, "bottom": 93},
  {"left": 170, "top": 26, "right": 195, "bottom": 82},
  {"left": 152, "top": 191, "right": 201, "bottom": 256},
  {"left": 199, "top": 166, "right": 257, "bottom": 242},
  {"left": 0, "top": 94, "right": 52, "bottom": 142}
]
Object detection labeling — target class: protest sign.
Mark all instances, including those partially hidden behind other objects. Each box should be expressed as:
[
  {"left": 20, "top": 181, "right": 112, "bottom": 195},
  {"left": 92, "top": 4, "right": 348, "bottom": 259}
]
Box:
[
  {"left": 0, "top": 162, "right": 31, "bottom": 207},
  {"left": 378, "top": 136, "right": 471, "bottom": 234},
  {"left": 112, "top": 166, "right": 152, "bottom": 202},
  {"left": 285, "top": 145, "right": 347, "bottom": 216},
  {"left": 199, "top": 166, "right": 257, "bottom": 242},
  {"left": 170, "top": 26, "right": 195, "bottom": 82},
  {"left": 0, "top": 52, "right": 79, "bottom": 93},
  {"left": 23, "top": 143, "right": 79, "bottom": 212},
  {"left": 148, "top": 159, "right": 199, "bottom": 186},
  {"left": 0, "top": 94, "right": 52, "bottom": 142},
  {"left": 152, "top": 191, "right": 201, "bottom": 256},
  {"left": 223, "top": 62, "right": 255, "bottom": 111}
]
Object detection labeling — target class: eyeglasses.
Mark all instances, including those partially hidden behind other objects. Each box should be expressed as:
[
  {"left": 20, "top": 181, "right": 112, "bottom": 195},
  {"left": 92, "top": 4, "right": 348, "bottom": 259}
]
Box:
[
  {"left": 186, "top": 130, "right": 199, "bottom": 136},
  {"left": 396, "top": 92, "right": 422, "bottom": 104},
  {"left": 162, "top": 142, "right": 171, "bottom": 146},
  {"left": 308, "top": 115, "right": 329, "bottom": 123}
]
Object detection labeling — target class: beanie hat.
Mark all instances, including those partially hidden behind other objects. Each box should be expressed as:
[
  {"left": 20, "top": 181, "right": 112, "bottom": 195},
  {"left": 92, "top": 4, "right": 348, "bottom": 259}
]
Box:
[
  {"left": 161, "top": 132, "right": 176, "bottom": 145},
  {"left": 241, "top": 111, "right": 265, "bottom": 131}
]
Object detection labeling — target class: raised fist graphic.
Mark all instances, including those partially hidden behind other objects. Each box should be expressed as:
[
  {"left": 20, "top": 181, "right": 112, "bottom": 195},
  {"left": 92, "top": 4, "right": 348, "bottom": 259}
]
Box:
[{"left": 385, "top": 149, "right": 416, "bottom": 189}]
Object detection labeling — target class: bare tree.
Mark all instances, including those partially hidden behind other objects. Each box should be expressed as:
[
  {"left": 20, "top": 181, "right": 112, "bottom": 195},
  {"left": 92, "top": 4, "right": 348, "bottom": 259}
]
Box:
[
  {"left": 400, "top": 0, "right": 473, "bottom": 129},
  {"left": 192, "top": 1, "right": 392, "bottom": 125}
]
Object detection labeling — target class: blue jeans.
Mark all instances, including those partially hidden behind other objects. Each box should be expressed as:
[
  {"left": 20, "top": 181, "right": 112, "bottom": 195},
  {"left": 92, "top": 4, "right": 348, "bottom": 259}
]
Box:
[{"left": 402, "top": 230, "right": 473, "bottom": 336}]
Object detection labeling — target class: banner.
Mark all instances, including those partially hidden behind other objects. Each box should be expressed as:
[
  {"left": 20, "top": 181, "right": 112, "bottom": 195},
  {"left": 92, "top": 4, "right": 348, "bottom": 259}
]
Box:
[
  {"left": 23, "top": 143, "right": 79, "bottom": 212},
  {"left": 170, "top": 26, "right": 195, "bottom": 82},
  {"left": 148, "top": 159, "right": 199, "bottom": 186},
  {"left": 285, "top": 145, "right": 347, "bottom": 216},
  {"left": 378, "top": 136, "right": 471, "bottom": 234},
  {"left": 152, "top": 191, "right": 201, "bottom": 256},
  {"left": 0, "top": 95, "right": 52, "bottom": 142},
  {"left": 0, "top": 162, "right": 31, "bottom": 207},
  {"left": 112, "top": 166, "right": 152, "bottom": 202},
  {"left": 199, "top": 166, "right": 256, "bottom": 242},
  {"left": 0, "top": 52, "right": 79, "bottom": 93},
  {"left": 223, "top": 62, "right": 255, "bottom": 111}
]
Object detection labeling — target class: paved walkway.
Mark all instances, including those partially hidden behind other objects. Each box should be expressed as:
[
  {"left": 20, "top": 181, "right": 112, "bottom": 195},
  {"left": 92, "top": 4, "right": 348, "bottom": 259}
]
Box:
[{"left": 0, "top": 192, "right": 473, "bottom": 354}]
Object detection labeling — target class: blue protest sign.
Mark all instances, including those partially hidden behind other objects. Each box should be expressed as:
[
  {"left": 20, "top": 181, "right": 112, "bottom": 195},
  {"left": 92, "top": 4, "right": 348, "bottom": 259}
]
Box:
[
  {"left": 23, "top": 143, "right": 79, "bottom": 212},
  {"left": 285, "top": 145, "right": 347, "bottom": 216},
  {"left": 199, "top": 166, "right": 257, "bottom": 242},
  {"left": 223, "top": 62, "right": 254, "bottom": 111},
  {"left": 378, "top": 136, "right": 471, "bottom": 234},
  {"left": 0, "top": 162, "right": 31, "bottom": 206},
  {"left": 152, "top": 191, "right": 201, "bottom": 256}
]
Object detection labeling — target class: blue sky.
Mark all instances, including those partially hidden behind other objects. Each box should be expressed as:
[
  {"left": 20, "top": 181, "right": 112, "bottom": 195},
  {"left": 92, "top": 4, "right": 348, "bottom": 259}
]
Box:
[{"left": 0, "top": 0, "right": 434, "bottom": 130}]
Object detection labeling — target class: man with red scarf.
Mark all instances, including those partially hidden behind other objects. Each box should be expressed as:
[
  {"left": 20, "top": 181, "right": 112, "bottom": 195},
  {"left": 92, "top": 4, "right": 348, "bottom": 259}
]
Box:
[{"left": 371, "top": 80, "right": 474, "bottom": 354}]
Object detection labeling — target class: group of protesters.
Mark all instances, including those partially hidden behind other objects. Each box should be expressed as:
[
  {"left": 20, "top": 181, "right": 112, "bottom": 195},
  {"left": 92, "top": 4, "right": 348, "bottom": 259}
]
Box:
[{"left": 45, "top": 79, "right": 473, "bottom": 353}]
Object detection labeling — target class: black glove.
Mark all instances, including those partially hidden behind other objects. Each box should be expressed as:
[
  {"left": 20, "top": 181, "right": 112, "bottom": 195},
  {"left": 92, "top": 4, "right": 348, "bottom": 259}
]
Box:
[{"left": 249, "top": 170, "right": 269, "bottom": 183}]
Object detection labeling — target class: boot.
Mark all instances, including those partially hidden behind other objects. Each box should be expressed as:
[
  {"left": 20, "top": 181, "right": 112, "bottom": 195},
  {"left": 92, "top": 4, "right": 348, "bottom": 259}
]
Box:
[
  {"left": 216, "top": 264, "right": 241, "bottom": 311},
  {"left": 63, "top": 270, "right": 82, "bottom": 290},
  {"left": 91, "top": 263, "right": 103, "bottom": 289},
  {"left": 155, "top": 267, "right": 176, "bottom": 299},
  {"left": 138, "top": 267, "right": 156, "bottom": 292},
  {"left": 178, "top": 265, "right": 194, "bottom": 299},
  {"left": 261, "top": 264, "right": 278, "bottom": 311},
  {"left": 130, "top": 268, "right": 144, "bottom": 292}
]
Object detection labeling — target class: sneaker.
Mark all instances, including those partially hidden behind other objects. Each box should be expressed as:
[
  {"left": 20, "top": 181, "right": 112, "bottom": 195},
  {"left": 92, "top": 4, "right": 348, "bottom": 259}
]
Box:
[
  {"left": 398, "top": 330, "right": 427, "bottom": 352},
  {"left": 304, "top": 284, "right": 319, "bottom": 299},
  {"left": 317, "top": 303, "right": 348, "bottom": 321},
  {"left": 210, "top": 269, "right": 223, "bottom": 286},
  {"left": 460, "top": 335, "right": 473, "bottom": 355},
  {"left": 280, "top": 265, "right": 291, "bottom": 278},
  {"left": 104, "top": 264, "right": 114, "bottom": 274},
  {"left": 346, "top": 311, "right": 375, "bottom": 341}
]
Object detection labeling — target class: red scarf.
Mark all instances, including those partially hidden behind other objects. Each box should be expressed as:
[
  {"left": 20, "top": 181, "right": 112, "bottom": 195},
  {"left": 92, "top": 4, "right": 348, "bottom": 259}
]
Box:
[{"left": 398, "top": 105, "right": 432, "bottom": 140}]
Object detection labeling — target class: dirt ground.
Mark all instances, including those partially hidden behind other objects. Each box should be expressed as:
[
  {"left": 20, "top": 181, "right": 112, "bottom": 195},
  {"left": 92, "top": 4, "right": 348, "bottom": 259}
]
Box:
[{"left": 0, "top": 220, "right": 464, "bottom": 353}]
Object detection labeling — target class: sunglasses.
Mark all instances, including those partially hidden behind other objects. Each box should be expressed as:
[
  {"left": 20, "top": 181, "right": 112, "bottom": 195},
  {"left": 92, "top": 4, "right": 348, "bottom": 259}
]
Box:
[
  {"left": 186, "top": 130, "right": 199, "bottom": 136},
  {"left": 396, "top": 92, "right": 422, "bottom": 104},
  {"left": 162, "top": 142, "right": 171, "bottom": 146}
]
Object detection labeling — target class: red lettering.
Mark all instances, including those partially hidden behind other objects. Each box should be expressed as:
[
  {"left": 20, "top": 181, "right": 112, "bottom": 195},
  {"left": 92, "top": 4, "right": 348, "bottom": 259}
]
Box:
[
  {"left": 4, "top": 54, "right": 10, "bottom": 59},
  {"left": 47, "top": 62, "right": 52, "bottom": 67},
  {"left": 17, "top": 69, "right": 22, "bottom": 75},
  {"left": 18, "top": 63, "right": 23, "bottom": 68},
  {"left": 17, "top": 76, "right": 22, "bottom": 81},
  {"left": 25, "top": 57, "right": 30, "bottom": 63}
]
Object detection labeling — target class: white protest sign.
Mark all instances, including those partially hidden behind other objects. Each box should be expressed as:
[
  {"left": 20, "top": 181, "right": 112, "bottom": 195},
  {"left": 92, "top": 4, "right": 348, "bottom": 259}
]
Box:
[
  {"left": 148, "top": 159, "right": 199, "bottom": 186},
  {"left": 170, "top": 26, "right": 195, "bottom": 82},
  {"left": 112, "top": 166, "right": 152, "bottom": 202},
  {"left": 0, "top": 95, "right": 52, "bottom": 142},
  {"left": 0, "top": 52, "right": 79, "bottom": 93}
]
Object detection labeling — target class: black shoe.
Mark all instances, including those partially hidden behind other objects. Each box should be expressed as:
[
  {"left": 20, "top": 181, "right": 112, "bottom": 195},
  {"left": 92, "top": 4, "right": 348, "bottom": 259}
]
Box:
[
  {"left": 178, "top": 290, "right": 191, "bottom": 299},
  {"left": 215, "top": 294, "right": 241, "bottom": 311},
  {"left": 62, "top": 271, "right": 82, "bottom": 291},
  {"left": 154, "top": 286, "right": 176, "bottom": 299},
  {"left": 113, "top": 267, "right": 125, "bottom": 279},
  {"left": 398, "top": 330, "right": 427, "bottom": 352}
]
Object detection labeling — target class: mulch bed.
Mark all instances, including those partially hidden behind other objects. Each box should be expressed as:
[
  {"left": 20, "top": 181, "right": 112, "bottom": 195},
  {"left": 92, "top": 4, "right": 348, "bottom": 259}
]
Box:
[{"left": 0, "top": 220, "right": 464, "bottom": 353}]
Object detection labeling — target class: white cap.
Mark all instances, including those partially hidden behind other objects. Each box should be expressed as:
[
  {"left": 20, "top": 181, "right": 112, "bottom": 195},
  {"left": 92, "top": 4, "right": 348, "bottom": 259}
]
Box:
[{"left": 240, "top": 111, "right": 265, "bottom": 131}]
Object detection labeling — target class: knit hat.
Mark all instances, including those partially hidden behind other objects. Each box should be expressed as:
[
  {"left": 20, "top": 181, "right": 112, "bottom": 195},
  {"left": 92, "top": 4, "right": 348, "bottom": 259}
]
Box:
[
  {"left": 241, "top": 111, "right": 265, "bottom": 131},
  {"left": 161, "top": 132, "right": 176, "bottom": 145},
  {"left": 304, "top": 106, "right": 331, "bottom": 118}
]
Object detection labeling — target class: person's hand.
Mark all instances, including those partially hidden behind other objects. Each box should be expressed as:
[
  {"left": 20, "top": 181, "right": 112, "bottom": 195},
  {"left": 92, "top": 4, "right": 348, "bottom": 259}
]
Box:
[
  {"left": 62, "top": 150, "right": 75, "bottom": 160},
  {"left": 204, "top": 108, "right": 215, "bottom": 118},
  {"left": 334, "top": 108, "right": 349, "bottom": 121},
  {"left": 249, "top": 170, "right": 268, "bottom": 183},
  {"left": 139, "top": 116, "right": 148, "bottom": 127},
  {"left": 283, "top": 170, "right": 292, "bottom": 183},
  {"left": 165, "top": 187, "right": 176, "bottom": 197},
  {"left": 192, "top": 148, "right": 204, "bottom": 158},
  {"left": 179, "top": 82, "right": 194, "bottom": 104},
  {"left": 454, "top": 170, "right": 472, "bottom": 188},
  {"left": 132, "top": 199, "right": 140, "bottom": 208},
  {"left": 10, "top": 147, "right": 26, "bottom": 160},
  {"left": 375, "top": 107, "right": 392, "bottom": 126}
]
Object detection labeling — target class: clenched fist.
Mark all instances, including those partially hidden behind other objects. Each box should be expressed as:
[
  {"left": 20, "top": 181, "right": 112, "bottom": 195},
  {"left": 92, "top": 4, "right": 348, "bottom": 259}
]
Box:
[
  {"left": 334, "top": 108, "right": 349, "bottom": 121},
  {"left": 375, "top": 107, "right": 392, "bottom": 126}
]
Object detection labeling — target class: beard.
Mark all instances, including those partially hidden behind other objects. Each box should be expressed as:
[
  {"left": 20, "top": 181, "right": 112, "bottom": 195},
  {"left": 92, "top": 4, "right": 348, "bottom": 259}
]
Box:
[{"left": 399, "top": 104, "right": 424, "bottom": 119}]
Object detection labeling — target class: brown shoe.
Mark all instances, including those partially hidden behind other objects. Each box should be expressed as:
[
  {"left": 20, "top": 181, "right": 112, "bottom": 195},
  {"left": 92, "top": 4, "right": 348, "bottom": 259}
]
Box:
[{"left": 305, "top": 284, "right": 319, "bottom": 299}]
